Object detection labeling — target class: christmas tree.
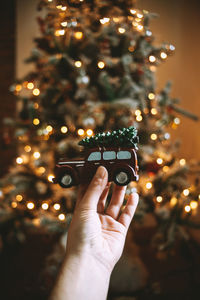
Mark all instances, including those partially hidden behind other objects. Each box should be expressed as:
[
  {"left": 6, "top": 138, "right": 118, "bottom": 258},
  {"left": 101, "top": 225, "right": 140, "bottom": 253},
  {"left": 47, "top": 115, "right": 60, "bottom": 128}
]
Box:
[{"left": 1, "top": 0, "right": 200, "bottom": 296}]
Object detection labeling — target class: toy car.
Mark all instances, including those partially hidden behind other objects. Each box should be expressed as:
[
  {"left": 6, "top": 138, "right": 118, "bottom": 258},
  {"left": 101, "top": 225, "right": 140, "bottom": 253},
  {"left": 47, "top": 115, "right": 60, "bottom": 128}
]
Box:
[{"left": 53, "top": 147, "right": 139, "bottom": 188}]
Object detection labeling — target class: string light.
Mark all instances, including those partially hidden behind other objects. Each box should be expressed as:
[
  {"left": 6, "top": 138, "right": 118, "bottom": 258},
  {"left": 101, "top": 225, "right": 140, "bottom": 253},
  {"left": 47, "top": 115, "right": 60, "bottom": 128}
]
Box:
[
  {"left": 54, "top": 203, "right": 61, "bottom": 210},
  {"left": 137, "top": 25, "right": 143, "bottom": 31},
  {"left": 24, "top": 145, "right": 31, "bottom": 152},
  {"left": 48, "top": 174, "right": 55, "bottom": 182},
  {"left": 190, "top": 201, "right": 198, "bottom": 210},
  {"left": 184, "top": 205, "right": 191, "bottom": 213},
  {"left": 128, "top": 46, "right": 135, "bottom": 52},
  {"left": 151, "top": 133, "right": 157, "bottom": 140},
  {"left": 156, "top": 196, "right": 163, "bottom": 203},
  {"left": 135, "top": 109, "right": 141, "bottom": 116},
  {"left": 113, "top": 17, "right": 120, "bottom": 23},
  {"left": 170, "top": 197, "right": 178, "bottom": 206},
  {"left": 136, "top": 115, "right": 143, "bottom": 122},
  {"left": 33, "top": 88, "right": 40, "bottom": 96},
  {"left": 33, "top": 151, "right": 40, "bottom": 159},
  {"left": 86, "top": 129, "right": 93, "bottom": 137},
  {"left": 56, "top": 5, "right": 62, "bottom": 9},
  {"left": 16, "top": 157, "right": 23, "bottom": 164},
  {"left": 163, "top": 166, "right": 169, "bottom": 172},
  {"left": 15, "top": 84, "right": 22, "bottom": 92},
  {"left": 55, "top": 29, "right": 65, "bottom": 36},
  {"left": 46, "top": 125, "right": 53, "bottom": 132},
  {"left": 146, "top": 182, "right": 152, "bottom": 189},
  {"left": 42, "top": 203, "right": 49, "bottom": 210},
  {"left": 137, "top": 13, "right": 143, "bottom": 18},
  {"left": 61, "top": 126, "right": 68, "bottom": 133},
  {"left": 148, "top": 93, "right": 155, "bottom": 100},
  {"left": 118, "top": 27, "right": 126, "bottom": 34},
  {"left": 75, "top": 61, "right": 82, "bottom": 68},
  {"left": 58, "top": 213, "right": 66, "bottom": 221},
  {"left": 98, "top": 61, "right": 105, "bottom": 69},
  {"left": 149, "top": 55, "right": 156, "bottom": 63},
  {"left": 160, "top": 52, "right": 167, "bottom": 59},
  {"left": 180, "top": 159, "right": 186, "bottom": 166},
  {"left": 174, "top": 117, "right": 180, "bottom": 125},
  {"left": 151, "top": 108, "right": 157, "bottom": 115},
  {"left": 61, "top": 21, "right": 68, "bottom": 27},
  {"left": 34, "top": 103, "right": 39, "bottom": 109},
  {"left": 130, "top": 9, "right": 136, "bottom": 15},
  {"left": 16, "top": 194, "right": 23, "bottom": 201},
  {"left": 27, "top": 82, "right": 34, "bottom": 89},
  {"left": 11, "top": 202, "right": 18, "bottom": 208},
  {"left": 36, "top": 167, "right": 46, "bottom": 175},
  {"left": 183, "top": 189, "right": 190, "bottom": 196},
  {"left": 33, "top": 118, "right": 40, "bottom": 125},
  {"left": 74, "top": 31, "right": 83, "bottom": 39},
  {"left": 100, "top": 18, "right": 110, "bottom": 24},
  {"left": 157, "top": 158, "right": 163, "bottom": 165},
  {"left": 61, "top": 6, "right": 67, "bottom": 11},
  {"left": 77, "top": 128, "right": 85, "bottom": 136},
  {"left": 27, "top": 202, "right": 35, "bottom": 210}
]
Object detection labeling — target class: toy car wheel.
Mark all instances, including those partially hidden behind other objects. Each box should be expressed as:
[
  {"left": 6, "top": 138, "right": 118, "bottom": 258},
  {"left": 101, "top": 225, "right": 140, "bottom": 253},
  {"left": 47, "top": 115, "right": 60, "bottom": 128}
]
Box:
[
  {"left": 113, "top": 169, "right": 131, "bottom": 186},
  {"left": 59, "top": 172, "right": 74, "bottom": 188}
]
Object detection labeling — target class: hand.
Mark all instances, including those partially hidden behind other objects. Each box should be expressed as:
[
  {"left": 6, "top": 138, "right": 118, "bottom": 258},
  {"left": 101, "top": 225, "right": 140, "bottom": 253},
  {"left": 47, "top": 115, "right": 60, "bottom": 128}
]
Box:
[{"left": 66, "top": 166, "right": 139, "bottom": 273}]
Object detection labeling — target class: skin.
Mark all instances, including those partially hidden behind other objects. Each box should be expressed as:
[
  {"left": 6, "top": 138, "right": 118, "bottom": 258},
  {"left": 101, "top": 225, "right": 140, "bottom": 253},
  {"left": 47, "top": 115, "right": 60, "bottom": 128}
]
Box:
[{"left": 50, "top": 166, "right": 139, "bottom": 300}]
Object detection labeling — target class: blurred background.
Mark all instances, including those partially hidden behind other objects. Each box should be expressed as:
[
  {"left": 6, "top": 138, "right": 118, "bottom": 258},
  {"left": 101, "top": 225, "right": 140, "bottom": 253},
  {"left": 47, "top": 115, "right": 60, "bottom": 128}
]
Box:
[{"left": 0, "top": 0, "right": 200, "bottom": 299}]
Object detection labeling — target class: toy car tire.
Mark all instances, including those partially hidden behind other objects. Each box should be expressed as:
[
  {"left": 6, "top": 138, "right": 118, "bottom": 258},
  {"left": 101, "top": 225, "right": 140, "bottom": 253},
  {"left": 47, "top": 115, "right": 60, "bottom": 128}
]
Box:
[
  {"left": 113, "top": 169, "right": 131, "bottom": 186},
  {"left": 59, "top": 172, "right": 74, "bottom": 188}
]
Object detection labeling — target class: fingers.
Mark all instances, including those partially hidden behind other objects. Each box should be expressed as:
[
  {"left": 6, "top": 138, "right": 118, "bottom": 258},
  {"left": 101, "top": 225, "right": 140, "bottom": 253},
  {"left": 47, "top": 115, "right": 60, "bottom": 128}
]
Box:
[
  {"left": 97, "top": 182, "right": 111, "bottom": 214},
  {"left": 118, "top": 193, "right": 139, "bottom": 229},
  {"left": 105, "top": 185, "right": 127, "bottom": 219},
  {"left": 75, "top": 184, "right": 89, "bottom": 209},
  {"left": 79, "top": 166, "right": 108, "bottom": 210}
]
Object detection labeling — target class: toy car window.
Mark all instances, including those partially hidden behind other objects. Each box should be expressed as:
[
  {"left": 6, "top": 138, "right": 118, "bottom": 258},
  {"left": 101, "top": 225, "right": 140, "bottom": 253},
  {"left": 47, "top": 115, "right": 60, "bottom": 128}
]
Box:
[
  {"left": 88, "top": 152, "right": 101, "bottom": 161},
  {"left": 103, "top": 151, "right": 116, "bottom": 160},
  {"left": 117, "top": 151, "right": 131, "bottom": 159}
]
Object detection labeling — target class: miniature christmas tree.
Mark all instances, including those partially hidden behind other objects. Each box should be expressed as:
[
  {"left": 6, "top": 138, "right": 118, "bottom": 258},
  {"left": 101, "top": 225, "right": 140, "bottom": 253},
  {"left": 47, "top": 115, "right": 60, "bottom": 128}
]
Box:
[{"left": 0, "top": 0, "right": 200, "bottom": 268}]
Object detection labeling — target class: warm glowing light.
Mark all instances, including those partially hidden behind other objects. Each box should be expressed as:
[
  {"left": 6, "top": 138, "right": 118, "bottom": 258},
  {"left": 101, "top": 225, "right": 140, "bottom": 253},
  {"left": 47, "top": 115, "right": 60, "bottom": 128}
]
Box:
[
  {"left": 100, "top": 17, "right": 110, "bottom": 24},
  {"left": 164, "top": 133, "right": 170, "bottom": 139},
  {"left": 146, "top": 182, "right": 152, "bottom": 189},
  {"left": 113, "top": 17, "right": 120, "bottom": 23},
  {"left": 24, "top": 145, "right": 31, "bottom": 152},
  {"left": 150, "top": 66, "right": 157, "bottom": 72},
  {"left": 75, "top": 31, "right": 83, "bottom": 39},
  {"left": 128, "top": 46, "right": 135, "bottom": 52},
  {"left": 151, "top": 133, "right": 157, "bottom": 140},
  {"left": 183, "top": 189, "right": 190, "bottom": 196},
  {"left": 61, "top": 21, "right": 68, "bottom": 27},
  {"left": 135, "top": 109, "right": 141, "bottom": 116},
  {"left": 33, "top": 118, "right": 40, "bottom": 125},
  {"left": 42, "top": 203, "right": 49, "bottom": 210},
  {"left": 37, "top": 167, "right": 46, "bottom": 175},
  {"left": 137, "top": 25, "right": 143, "bottom": 31},
  {"left": 33, "top": 151, "right": 40, "bottom": 159},
  {"left": 174, "top": 117, "right": 180, "bottom": 125},
  {"left": 86, "top": 129, "right": 93, "bottom": 137},
  {"left": 27, "top": 202, "right": 35, "bottom": 210},
  {"left": 149, "top": 55, "right": 156, "bottom": 63},
  {"left": 61, "top": 6, "right": 67, "bottom": 11},
  {"left": 136, "top": 115, "right": 143, "bottom": 122},
  {"left": 170, "top": 197, "right": 178, "bottom": 206},
  {"left": 61, "top": 126, "right": 68, "bottom": 133},
  {"left": 169, "top": 44, "right": 175, "bottom": 51},
  {"left": 118, "top": 27, "right": 126, "bottom": 34},
  {"left": 77, "top": 128, "right": 85, "bottom": 136},
  {"left": 184, "top": 205, "right": 191, "bottom": 213},
  {"left": 160, "top": 52, "right": 167, "bottom": 59},
  {"left": 190, "top": 201, "right": 198, "bottom": 210},
  {"left": 137, "top": 13, "right": 143, "bottom": 18},
  {"left": 156, "top": 196, "right": 163, "bottom": 203},
  {"left": 34, "top": 103, "right": 39, "bottom": 109},
  {"left": 11, "top": 202, "right": 18, "bottom": 208},
  {"left": 148, "top": 93, "right": 155, "bottom": 100},
  {"left": 56, "top": 5, "right": 62, "bottom": 9},
  {"left": 46, "top": 125, "right": 53, "bottom": 132},
  {"left": 48, "top": 174, "right": 55, "bottom": 182},
  {"left": 16, "top": 157, "right": 23, "bottom": 164},
  {"left": 15, "top": 84, "right": 22, "bottom": 92},
  {"left": 151, "top": 108, "right": 157, "bottom": 115},
  {"left": 54, "top": 203, "right": 61, "bottom": 211},
  {"left": 157, "top": 158, "right": 163, "bottom": 165},
  {"left": 180, "top": 159, "right": 186, "bottom": 166},
  {"left": 130, "top": 9, "right": 136, "bottom": 15},
  {"left": 58, "top": 213, "right": 66, "bottom": 221},
  {"left": 55, "top": 29, "right": 65, "bottom": 36},
  {"left": 16, "top": 194, "right": 23, "bottom": 201},
  {"left": 27, "top": 82, "right": 34, "bottom": 89},
  {"left": 163, "top": 166, "right": 169, "bottom": 172},
  {"left": 98, "top": 61, "right": 105, "bottom": 69},
  {"left": 33, "top": 88, "right": 40, "bottom": 96},
  {"left": 75, "top": 60, "right": 82, "bottom": 68}
]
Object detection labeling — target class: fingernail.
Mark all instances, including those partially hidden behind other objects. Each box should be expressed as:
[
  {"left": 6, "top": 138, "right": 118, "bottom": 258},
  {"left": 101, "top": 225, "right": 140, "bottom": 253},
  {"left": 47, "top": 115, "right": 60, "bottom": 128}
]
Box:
[{"left": 95, "top": 166, "right": 107, "bottom": 179}]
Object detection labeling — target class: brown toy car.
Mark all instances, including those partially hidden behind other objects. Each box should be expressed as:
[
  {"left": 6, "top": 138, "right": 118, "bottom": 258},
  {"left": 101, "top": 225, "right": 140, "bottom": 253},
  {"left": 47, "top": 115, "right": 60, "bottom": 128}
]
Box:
[{"left": 53, "top": 147, "right": 139, "bottom": 188}]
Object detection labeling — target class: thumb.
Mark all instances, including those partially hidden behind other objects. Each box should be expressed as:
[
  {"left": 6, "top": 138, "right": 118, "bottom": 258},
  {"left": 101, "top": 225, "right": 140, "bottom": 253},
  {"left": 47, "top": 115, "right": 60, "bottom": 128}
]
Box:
[{"left": 79, "top": 166, "right": 108, "bottom": 210}]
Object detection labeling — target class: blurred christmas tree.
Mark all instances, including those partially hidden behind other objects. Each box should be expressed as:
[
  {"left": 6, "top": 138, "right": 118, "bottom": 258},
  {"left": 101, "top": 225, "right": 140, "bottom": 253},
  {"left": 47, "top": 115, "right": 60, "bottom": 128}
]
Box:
[{"left": 0, "top": 0, "right": 200, "bottom": 268}]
